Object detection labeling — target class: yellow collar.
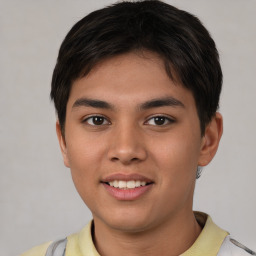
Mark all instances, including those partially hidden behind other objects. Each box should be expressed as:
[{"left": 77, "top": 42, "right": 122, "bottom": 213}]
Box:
[
  {"left": 181, "top": 212, "right": 228, "bottom": 256},
  {"left": 66, "top": 212, "right": 228, "bottom": 256}
]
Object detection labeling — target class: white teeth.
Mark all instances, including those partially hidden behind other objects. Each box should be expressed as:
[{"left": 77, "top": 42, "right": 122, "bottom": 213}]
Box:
[
  {"left": 135, "top": 180, "right": 141, "bottom": 187},
  {"left": 119, "top": 181, "right": 126, "bottom": 188},
  {"left": 127, "top": 180, "right": 135, "bottom": 188},
  {"left": 108, "top": 180, "right": 148, "bottom": 189},
  {"left": 113, "top": 180, "right": 119, "bottom": 188}
]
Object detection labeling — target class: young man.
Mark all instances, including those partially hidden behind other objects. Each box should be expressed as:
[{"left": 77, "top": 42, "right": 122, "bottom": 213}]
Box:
[{"left": 21, "top": 1, "right": 255, "bottom": 255}]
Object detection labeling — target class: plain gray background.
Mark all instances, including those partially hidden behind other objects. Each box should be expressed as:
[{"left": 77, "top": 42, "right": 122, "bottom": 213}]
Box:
[{"left": 0, "top": 1, "right": 255, "bottom": 255}]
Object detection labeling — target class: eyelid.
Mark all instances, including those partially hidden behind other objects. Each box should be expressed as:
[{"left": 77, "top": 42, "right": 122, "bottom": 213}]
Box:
[
  {"left": 144, "top": 114, "right": 175, "bottom": 125},
  {"left": 81, "top": 114, "right": 174, "bottom": 126},
  {"left": 82, "top": 114, "right": 111, "bottom": 125}
]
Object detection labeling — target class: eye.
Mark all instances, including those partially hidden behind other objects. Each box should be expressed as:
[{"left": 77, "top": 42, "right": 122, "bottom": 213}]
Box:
[
  {"left": 146, "top": 116, "right": 174, "bottom": 126},
  {"left": 83, "top": 115, "right": 110, "bottom": 126}
]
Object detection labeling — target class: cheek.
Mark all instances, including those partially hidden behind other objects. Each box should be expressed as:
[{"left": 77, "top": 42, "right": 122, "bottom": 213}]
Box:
[
  {"left": 66, "top": 139, "right": 101, "bottom": 207},
  {"left": 65, "top": 137, "right": 102, "bottom": 189},
  {"left": 66, "top": 128, "right": 106, "bottom": 166},
  {"left": 150, "top": 130, "right": 202, "bottom": 176}
]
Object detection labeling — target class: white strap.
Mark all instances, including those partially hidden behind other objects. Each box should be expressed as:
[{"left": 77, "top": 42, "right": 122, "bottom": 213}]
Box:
[
  {"left": 218, "top": 235, "right": 256, "bottom": 255},
  {"left": 45, "top": 238, "right": 67, "bottom": 256}
]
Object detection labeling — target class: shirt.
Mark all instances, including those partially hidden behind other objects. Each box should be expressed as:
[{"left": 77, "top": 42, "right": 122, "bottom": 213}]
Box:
[{"left": 21, "top": 212, "right": 230, "bottom": 256}]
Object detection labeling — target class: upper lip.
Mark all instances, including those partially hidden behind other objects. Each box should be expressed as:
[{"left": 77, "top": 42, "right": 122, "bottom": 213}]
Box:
[{"left": 101, "top": 173, "right": 154, "bottom": 183}]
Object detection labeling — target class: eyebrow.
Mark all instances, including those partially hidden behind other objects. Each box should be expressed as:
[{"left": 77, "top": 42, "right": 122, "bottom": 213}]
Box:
[
  {"left": 72, "top": 96, "right": 185, "bottom": 111},
  {"left": 139, "top": 97, "right": 185, "bottom": 110},
  {"left": 72, "top": 98, "right": 114, "bottom": 110}
]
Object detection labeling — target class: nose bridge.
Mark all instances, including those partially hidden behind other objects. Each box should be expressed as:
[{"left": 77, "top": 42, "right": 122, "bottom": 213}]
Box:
[{"left": 108, "top": 120, "right": 147, "bottom": 164}]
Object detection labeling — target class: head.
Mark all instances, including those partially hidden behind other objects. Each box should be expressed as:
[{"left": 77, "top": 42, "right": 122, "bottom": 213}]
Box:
[
  {"left": 51, "top": 0, "right": 222, "bottom": 137},
  {"left": 51, "top": 0, "right": 223, "bottom": 235}
]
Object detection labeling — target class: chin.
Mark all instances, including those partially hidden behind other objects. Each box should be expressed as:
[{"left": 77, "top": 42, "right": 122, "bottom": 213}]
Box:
[
  {"left": 97, "top": 209, "right": 156, "bottom": 233},
  {"left": 109, "top": 220, "right": 152, "bottom": 233}
]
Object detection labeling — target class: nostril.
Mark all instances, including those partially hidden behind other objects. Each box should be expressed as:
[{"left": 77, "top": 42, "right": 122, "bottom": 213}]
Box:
[
  {"left": 111, "top": 157, "right": 119, "bottom": 161},
  {"left": 108, "top": 145, "right": 147, "bottom": 164}
]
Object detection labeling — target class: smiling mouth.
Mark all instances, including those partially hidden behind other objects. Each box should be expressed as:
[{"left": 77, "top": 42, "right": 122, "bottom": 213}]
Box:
[
  {"left": 103, "top": 180, "right": 153, "bottom": 189},
  {"left": 101, "top": 175, "right": 154, "bottom": 200}
]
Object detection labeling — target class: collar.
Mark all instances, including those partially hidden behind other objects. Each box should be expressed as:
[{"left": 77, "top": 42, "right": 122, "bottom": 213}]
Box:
[
  {"left": 181, "top": 211, "right": 229, "bottom": 256},
  {"left": 67, "top": 212, "right": 228, "bottom": 256}
]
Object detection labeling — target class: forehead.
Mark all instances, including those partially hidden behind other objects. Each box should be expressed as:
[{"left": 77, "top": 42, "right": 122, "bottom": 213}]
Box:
[{"left": 67, "top": 52, "right": 195, "bottom": 109}]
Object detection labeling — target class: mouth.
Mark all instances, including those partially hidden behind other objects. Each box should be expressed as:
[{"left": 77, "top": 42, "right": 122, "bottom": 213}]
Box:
[
  {"left": 103, "top": 180, "right": 153, "bottom": 189},
  {"left": 101, "top": 174, "right": 154, "bottom": 200}
]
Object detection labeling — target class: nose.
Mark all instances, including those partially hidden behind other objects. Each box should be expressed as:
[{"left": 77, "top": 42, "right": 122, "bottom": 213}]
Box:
[{"left": 107, "top": 123, "right": 147, "bottom": 165}]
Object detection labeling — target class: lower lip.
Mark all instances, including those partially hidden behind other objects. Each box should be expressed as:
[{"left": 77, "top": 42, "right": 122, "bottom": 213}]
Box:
[{"left": 102, "top": 183, "right": 153, "bottom": 201}]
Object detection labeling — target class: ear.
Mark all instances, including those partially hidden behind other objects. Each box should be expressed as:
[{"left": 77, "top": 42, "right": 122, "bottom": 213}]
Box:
[
  {"left": 56, "top": 121, "right": 70, "bottom": 167},
  {"left": 198, "top": 112, "right": 223, "bottom": 166}
]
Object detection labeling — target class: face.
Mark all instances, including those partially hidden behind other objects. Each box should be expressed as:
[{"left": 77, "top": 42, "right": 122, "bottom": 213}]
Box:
[{"left": 57, "top": 52, "right": 222, "bottom": 233}]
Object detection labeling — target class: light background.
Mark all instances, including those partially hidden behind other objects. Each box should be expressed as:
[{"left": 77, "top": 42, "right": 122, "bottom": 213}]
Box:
[{"left": 0, "top": 0, "right": 255, "bottom": 255}]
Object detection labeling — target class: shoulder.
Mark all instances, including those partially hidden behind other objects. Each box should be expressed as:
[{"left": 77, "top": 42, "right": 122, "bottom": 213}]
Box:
[
  {"left": 19, "top": 222, "right": 93, "bottom": 256},
  {"left": 20, "top": 241, "right": 52, "bottom": 256},
  {"left": 218, "top": 235, "right": 256, "bottom": 256}
]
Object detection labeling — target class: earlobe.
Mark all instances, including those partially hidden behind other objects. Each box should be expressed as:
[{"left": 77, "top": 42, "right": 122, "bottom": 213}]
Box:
[
  {"left": 198, "top": 112, "right": 223, "bottom": 166},
  {"left": 56, "top": 121, "right": 70, "bottom": 168}
]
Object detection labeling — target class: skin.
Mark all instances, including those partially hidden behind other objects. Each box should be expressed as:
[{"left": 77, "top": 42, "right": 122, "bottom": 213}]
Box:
[{"left": 56, "top": 51, "right": 223, "bottom": 256}]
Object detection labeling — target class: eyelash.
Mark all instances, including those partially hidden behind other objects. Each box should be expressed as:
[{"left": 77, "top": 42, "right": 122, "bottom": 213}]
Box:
[
  {"left": 82, "top": 115, "right": 175, "bottom": 126},
  {"left": 145, "top": 115, "right": 175, "bottom": 126},
  {"left": 82, "top": 115, "right": 110, "bottom": 126}
]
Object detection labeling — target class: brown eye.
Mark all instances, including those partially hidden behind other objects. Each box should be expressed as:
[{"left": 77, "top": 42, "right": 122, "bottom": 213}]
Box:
[
  {"left": 146, "top": 116, "right": 174, "bottom": 126},
  {"left": 85, "top": 116, "right": 109, "bottom": 126},
  {"left": 154, "top": 117, "right": 166, "bottom": 125}
]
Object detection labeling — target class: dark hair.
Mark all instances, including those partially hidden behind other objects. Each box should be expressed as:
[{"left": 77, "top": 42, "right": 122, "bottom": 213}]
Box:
[{"left": 51, "top": 0, "right": 222, "bottom": 135}]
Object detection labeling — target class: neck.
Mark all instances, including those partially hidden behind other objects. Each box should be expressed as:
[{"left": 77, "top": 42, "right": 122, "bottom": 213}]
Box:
[{"left": 93, "top": 210, "right": 202, "bottom": 256}]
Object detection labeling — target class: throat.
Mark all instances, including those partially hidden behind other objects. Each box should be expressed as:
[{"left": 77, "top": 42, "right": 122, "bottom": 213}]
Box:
[{"left": 91, "top": 213, "right": 202, "bottom": 256}]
